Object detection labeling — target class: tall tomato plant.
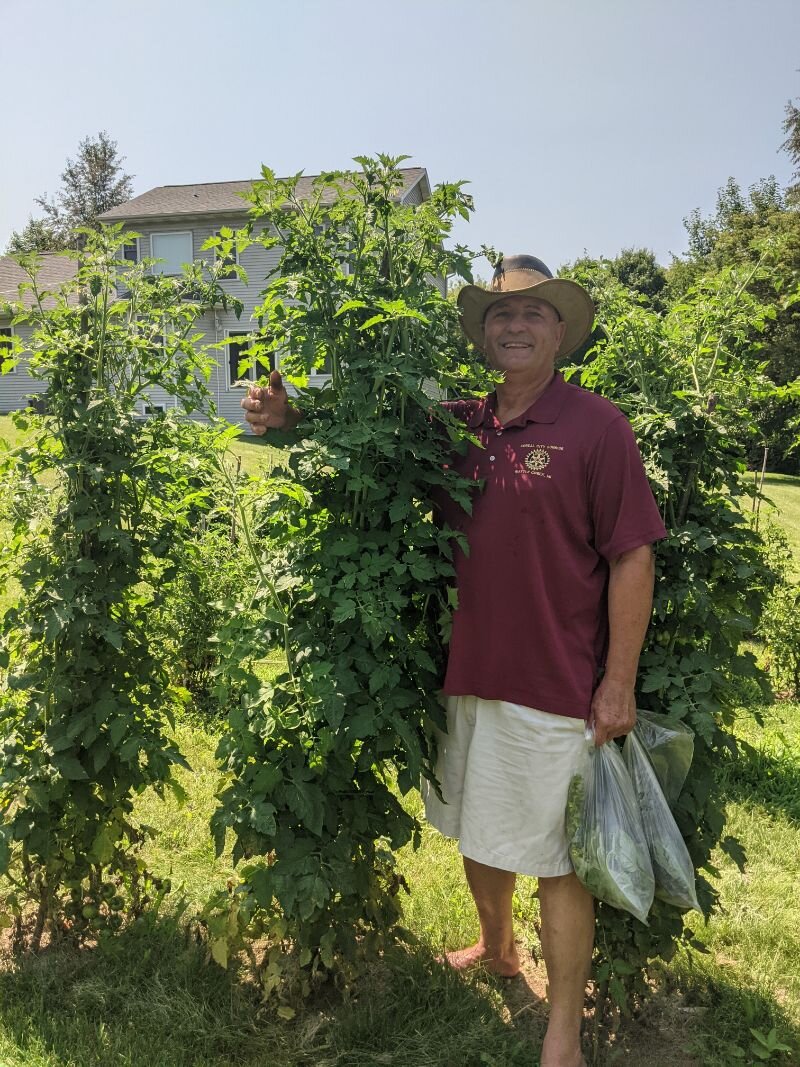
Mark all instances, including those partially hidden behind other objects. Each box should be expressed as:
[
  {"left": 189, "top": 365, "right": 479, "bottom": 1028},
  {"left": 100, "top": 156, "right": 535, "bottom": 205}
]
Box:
[
  {"left": 0, "top": 228, "right": 236, "bottom": 951},
  {"left": 204, "top": 156, "right": 479, "bottom": 997},
  {"left": 563, "top": 254, "right": 790, "bottom": 1029}
]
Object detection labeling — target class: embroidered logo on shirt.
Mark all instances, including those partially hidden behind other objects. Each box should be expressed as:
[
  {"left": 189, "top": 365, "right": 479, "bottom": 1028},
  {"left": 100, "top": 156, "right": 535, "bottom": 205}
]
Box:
[
  {"left": 517, "top": 443, "right": 564, "bottom": 479},
  {"left": 524, "top": 446, "right": 551, "bottom": 473}
]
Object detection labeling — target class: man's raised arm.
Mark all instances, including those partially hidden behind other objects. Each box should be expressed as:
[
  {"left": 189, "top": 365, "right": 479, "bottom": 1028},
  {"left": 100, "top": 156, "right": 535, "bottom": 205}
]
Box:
[{"left": 240, "top": 370, "right": 303, "bottom": 435}]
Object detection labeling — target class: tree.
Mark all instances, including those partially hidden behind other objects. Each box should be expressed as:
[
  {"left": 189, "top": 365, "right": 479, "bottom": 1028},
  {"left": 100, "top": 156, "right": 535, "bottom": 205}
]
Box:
[
  {"left": 666, "top": 171, "right": 800, "bottom": 472},
  {"left": 567, "top": 249, "right": 667, "bottom": 311},
  {"left": 6, "top": 217, "right": 65, "bottom": 255},
  {"left": 6, "top": 132, "right": 134, "bottom": 253},
  {"left": 782, "top": 96, "right": 800, "bottom": 202},
  {"left": 609, "top": 247, "right": 667, "bottom": 309}
]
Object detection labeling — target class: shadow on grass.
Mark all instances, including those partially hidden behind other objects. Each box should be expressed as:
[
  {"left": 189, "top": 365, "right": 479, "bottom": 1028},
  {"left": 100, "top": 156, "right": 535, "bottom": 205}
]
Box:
[
  {"left": 0, "top": 912, "right": 543, "bottom": 1067},
  {"left": 4, "top": 912, "right": 790, "bottom": 1066},
  {"left": 663, "top": 957, "right": 800, "bottom": 1066},
  {"left": 762, "top": 473, "right": 800, "bottom": 490},
  {"left": 716, "top": 731, "right": 800, "bottom": 827}
]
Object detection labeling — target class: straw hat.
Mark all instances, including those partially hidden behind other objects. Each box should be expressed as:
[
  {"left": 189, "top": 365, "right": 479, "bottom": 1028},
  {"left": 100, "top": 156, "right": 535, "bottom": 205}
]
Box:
[{"left": 457, "top": 254, "right": 595, "bottom": 359}]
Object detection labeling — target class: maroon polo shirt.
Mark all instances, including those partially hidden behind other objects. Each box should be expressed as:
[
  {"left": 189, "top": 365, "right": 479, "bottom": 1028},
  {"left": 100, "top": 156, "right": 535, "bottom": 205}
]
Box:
[{"left": 439, "top": 372, "right": 667, "bottom": 720}]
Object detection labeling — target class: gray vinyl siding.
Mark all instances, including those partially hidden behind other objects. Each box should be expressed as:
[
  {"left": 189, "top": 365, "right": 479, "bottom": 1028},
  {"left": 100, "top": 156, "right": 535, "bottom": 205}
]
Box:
[
  {"left": 401, "top": 179, "right": 424, "bottom": 207},
  {"left": 0, "top": 321, "right": 47, "bottom": 413},
  {"left": 135, "top": 217, "right": 280, "bottom": 325}
]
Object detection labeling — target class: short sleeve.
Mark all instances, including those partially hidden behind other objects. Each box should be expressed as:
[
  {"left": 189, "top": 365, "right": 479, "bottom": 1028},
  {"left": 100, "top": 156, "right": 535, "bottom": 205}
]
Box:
[{"left": 587, "top": 415, "right": 667, "bottom": 561}]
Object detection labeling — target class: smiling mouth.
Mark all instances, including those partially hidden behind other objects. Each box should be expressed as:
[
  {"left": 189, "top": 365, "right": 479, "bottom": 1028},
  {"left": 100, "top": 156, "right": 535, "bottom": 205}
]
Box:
[{"left": 502, "top": 342, "right": 531, "bottom": 349}]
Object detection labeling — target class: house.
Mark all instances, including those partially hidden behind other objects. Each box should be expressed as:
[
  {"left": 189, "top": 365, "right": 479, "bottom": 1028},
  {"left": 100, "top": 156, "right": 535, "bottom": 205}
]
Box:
[
  {"left": 0, "top": 254, "right": 80, "bottom": 412},
  {"left": 0, "top": 168, "right": 433, "bottom": 423}
]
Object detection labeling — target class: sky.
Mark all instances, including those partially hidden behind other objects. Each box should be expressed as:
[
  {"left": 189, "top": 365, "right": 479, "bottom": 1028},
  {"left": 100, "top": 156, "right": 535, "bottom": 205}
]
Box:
[{"left": 1, "top": 0, "right": 798, "bottom": 278}]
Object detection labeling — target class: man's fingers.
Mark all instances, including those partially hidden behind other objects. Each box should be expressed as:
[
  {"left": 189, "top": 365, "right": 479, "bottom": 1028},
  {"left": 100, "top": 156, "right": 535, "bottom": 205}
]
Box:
[{"left": 268, "top": 369, "right": 284, "bottom": 394}]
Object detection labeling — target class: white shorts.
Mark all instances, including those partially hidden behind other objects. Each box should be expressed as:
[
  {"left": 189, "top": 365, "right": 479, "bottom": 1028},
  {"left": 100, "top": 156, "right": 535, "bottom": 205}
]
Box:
[{"left": 422, "top": 695, "right": 590, "bottom": 877}]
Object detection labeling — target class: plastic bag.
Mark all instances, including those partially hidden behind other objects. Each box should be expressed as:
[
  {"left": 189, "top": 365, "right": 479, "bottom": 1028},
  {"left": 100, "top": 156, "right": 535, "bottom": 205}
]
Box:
[
  {"left": 623, "top": 729, "right": 700, "bottom": 912},
  {"left": 566, "top": 730, "right": 654, "bottom": 925},
  {"left": 633, "top": 709, "right": 694, "bottom": 809}
]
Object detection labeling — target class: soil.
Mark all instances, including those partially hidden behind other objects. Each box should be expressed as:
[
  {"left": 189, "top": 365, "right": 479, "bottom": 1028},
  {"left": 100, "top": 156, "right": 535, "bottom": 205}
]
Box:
[{"left": 491, "top": 951, "right": 704, "bottom": 1066}]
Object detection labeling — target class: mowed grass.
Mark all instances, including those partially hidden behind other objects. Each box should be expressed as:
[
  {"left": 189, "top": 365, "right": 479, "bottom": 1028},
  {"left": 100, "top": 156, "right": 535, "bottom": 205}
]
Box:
[
  {"left": 3, "top": 707, "right": 798, "bottom": 1066},
  {"left": 1, "top": 417, "right": 799, "bottom": 1064},
  {"left": 760, "top": 473, "right": 800, "bottom": 579},
  {"left": 0, "top": 413, "right": 34, "bottom": 452}
]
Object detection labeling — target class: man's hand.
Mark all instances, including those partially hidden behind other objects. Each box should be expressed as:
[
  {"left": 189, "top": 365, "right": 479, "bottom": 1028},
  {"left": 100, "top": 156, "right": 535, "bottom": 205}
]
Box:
[
  {"left": 589, "top": 544, "right": 655, "bottom": 746},
  {"left": 240, "top": 370, "right": 301, "bottom": 435},
  {"left": 589, "top": 677, "right": 636, "bottom": 747}
]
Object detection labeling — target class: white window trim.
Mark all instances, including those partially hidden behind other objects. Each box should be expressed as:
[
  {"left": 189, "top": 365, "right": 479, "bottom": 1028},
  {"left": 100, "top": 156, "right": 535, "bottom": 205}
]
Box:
[
  {"left": 0, "top": 324, "right": 15, "bottom": 374},
  {"left": 141, "top": 401, "right": 167, "bottom": 416},
  {"left": 149, "top": 230, "right": 194, "bottom": 276}
]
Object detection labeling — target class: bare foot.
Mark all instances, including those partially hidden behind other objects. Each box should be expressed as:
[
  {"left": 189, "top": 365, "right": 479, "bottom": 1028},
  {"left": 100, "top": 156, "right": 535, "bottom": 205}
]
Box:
[
  {"left": 438, "top": 940, "right": 521, "bottom": 978},
  {"left": 540, "top": 1035, "right": 586, "bottom": 1067},
  {"left": 540, "top": 1055, "right": 586, "bottom": 1067}
]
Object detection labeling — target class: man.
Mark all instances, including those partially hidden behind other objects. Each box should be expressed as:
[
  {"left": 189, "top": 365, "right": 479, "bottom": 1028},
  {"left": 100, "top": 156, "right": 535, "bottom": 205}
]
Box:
[{"left": 242, "top": 254, "right": 666, "bottom": 1067}]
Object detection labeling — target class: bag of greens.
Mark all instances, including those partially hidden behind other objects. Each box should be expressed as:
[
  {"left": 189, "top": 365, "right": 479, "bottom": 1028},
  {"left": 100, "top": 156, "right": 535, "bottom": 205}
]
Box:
[
  {"left": 623, "top": 729, "right": 700, "bottom": 912},
  {"left": 633, "top": 709, "right": 694, "bottom": 809},
  {"left": 566, "top": 730, "right": 654, "bottom": 925}
]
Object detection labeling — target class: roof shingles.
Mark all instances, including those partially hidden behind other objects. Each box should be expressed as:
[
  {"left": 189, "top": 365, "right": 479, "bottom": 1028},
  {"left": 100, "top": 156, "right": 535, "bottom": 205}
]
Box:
[
  {"left": 0, "top": 253, "right": 79, "bottom": 309},
  {"left": 98, "top": 167, "right": 428, "bottom": 222}
]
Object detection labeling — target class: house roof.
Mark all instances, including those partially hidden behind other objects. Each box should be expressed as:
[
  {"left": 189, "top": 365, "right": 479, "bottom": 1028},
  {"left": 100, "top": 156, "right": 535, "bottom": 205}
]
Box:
[
  {"left": 0, "top": 252, "right": 79, "bottom": 310},
  {"left": 98, "top": 167, "right": 430, "bottom": 222}
]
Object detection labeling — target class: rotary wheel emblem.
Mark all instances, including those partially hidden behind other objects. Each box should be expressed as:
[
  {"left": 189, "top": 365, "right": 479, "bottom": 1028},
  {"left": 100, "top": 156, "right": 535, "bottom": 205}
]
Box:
[{"left": 525, "top": 447, "right": 550, "bottom": 473}]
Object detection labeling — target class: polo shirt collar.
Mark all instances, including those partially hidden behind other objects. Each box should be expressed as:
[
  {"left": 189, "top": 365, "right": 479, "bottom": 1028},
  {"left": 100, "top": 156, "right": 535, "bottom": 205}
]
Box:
[{"left": 466, "top": 371, "right": 570, "bottom": 429}]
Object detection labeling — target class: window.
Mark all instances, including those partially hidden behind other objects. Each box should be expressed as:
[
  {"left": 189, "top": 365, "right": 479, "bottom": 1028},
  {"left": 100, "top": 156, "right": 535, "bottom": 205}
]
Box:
[
  {"left": 0, "top": 327, "right": 14, "bottom": 373},
  {"left": 215, "top": 230, "right": 239, "bottom": 277},
  {"left": 142, "top": 402, "right": 167, "bottom": 416},
  {"left": 122, "top": 238, "right": 139, "bottom": 263},
  {"left": 150, "top": 231, "right": 193, "bottom": 276},
  {"left": 227, "top": 331, "right": 273, "bottom": 387}
]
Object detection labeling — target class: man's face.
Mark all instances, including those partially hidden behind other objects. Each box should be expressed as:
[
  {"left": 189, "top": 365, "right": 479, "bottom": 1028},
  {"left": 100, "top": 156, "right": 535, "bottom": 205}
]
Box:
[{"left": 481, "top": 295, "right": 566, "bottom": 378}]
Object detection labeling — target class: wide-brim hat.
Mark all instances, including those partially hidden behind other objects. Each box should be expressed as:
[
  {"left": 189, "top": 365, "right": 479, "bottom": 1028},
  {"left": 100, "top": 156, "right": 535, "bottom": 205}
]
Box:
[{"left": 458, "top": 254, "right": 595, "bottom": 359}]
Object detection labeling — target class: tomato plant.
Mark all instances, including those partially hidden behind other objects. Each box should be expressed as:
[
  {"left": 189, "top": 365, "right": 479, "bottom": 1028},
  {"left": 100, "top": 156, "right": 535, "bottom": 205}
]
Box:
[
  {"left": 564, "top": 248, "right": 796, "bottom": 1036},
  {"left": 0, "top": 228, "right": 237, "bottom": 950},
  {"left": 202, "top": 156, "right": 482, "bottom": 999}
]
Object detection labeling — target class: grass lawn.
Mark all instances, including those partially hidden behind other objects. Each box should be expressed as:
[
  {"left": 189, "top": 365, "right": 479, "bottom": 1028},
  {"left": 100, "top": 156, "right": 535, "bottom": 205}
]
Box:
[
  {"left": 2, "top": 706, "right": 798, "bottom": 1066},
  {"left": 1, "top": 417, "right": 799, "bottom": 1064},
  {"left": 760, "top": 473, "right": 800, "bottom": 579},
  {"left": 0, "top": 414, "right": 33, "bottom": 452}
]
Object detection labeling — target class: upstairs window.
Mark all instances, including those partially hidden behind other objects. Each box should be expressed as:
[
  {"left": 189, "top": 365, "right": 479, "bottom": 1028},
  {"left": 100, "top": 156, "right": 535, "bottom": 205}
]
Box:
[
  {"left": 151, "top": 231, "right": 193, "bottom": 276},
  {"left": 228, "top": 331, "right": 273, "bottom": 387}
]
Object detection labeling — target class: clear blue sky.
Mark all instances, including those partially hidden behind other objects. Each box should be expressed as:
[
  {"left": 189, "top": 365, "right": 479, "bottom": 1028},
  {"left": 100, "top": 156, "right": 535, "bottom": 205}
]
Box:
[{"left": 1, "top": 0, "right": 798, "bottom": 276}]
